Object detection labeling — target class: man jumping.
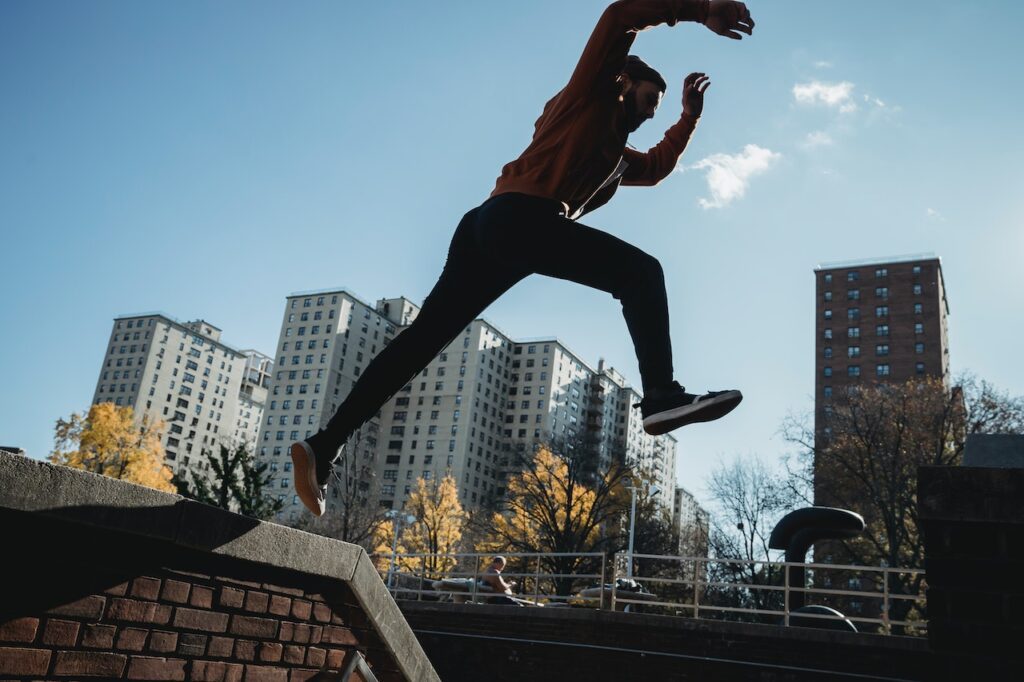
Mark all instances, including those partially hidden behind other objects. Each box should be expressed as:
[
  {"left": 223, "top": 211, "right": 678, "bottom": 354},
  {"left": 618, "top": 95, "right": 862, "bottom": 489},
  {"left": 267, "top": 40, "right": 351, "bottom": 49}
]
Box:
[{"left": 293, "top": 0, "right": 755, "bottom": 515}]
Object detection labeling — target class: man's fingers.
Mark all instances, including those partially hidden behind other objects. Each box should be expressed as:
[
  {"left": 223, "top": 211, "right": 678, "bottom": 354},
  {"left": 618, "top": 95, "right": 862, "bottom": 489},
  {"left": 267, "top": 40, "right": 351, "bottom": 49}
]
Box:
[
  {"left": 735, "top": 21, "right": 753, "bottom": 35},
  {"left": 699, "top": 81, "right": 711, "bottom": 94}
]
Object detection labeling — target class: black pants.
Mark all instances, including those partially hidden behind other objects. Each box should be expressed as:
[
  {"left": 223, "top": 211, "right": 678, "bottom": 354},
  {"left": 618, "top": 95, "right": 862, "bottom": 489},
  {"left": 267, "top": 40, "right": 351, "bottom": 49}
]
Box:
[{"left": 312, "top": 192, "right": 674, "bottom": 453}]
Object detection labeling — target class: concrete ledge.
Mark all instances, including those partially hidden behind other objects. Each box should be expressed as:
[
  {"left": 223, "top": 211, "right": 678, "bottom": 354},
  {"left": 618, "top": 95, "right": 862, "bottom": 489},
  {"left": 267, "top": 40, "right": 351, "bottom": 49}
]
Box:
[{"left": 0, "top": 451, "right": 439, "bottom": 682}]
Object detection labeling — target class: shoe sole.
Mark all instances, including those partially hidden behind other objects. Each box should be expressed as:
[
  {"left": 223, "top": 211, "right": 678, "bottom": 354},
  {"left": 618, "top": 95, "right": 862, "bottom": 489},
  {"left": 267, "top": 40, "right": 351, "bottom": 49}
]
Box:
[
  {"left": 290, "top": 441, "right": 325, "bottom": 517},
  {"left": 642, "top": 391, "right": 743, "bottom": 436}
]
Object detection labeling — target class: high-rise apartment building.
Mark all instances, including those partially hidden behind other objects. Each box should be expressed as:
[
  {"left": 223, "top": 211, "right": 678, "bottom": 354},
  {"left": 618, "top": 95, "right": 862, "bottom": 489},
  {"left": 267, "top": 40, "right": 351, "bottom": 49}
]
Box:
[
  {"left": 236, "top": 350, "right": 274, "bottom": 450},
  {"left": 92, "top": 314, "right": 263, "bottom": 476},
  {"left": 814, "top": 254, "right": 950, "bottom": 446},
  {"left": 257, "top": 288, "right": 678, "bottom": 523},
  {"left": 673, "top": 485, "right": 710, "bottom": 557}
]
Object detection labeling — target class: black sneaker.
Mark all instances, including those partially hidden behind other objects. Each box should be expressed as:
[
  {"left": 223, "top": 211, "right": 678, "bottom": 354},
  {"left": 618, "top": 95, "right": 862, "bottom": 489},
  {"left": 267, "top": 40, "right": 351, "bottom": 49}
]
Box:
[
  {"left": 633, "top": 381, "right": 742, "bottom": 435},
  {"left": 290, "top": 437, "right": 342, "bottom": 517}
]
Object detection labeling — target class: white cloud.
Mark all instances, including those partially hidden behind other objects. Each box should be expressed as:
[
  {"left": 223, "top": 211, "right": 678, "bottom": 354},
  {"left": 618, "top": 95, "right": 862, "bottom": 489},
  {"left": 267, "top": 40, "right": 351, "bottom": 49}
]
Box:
[
  {"left": 813, "top": 60, "right": 833, "bottom": 69},
  {"left": 802, "top": 130, "right": 834, "bottom": 149},
  {"left": 863, "top": 94, "right": 886, "bottom": 108},
  {"left": 926, "top": 208, "right": 945, "bottom": 222},
  {"left": 687, "top": 144, "right": 781, "bottom": 210},
  {"left": 793, "top": 81, "right": 857, "bottom": 113}
]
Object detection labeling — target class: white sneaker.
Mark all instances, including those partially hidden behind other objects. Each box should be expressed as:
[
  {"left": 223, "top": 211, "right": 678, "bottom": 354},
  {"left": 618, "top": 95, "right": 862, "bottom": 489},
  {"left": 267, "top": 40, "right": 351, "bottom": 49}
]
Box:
[{"left": 290, "top": 440, "right": 334, "bottom": 517}]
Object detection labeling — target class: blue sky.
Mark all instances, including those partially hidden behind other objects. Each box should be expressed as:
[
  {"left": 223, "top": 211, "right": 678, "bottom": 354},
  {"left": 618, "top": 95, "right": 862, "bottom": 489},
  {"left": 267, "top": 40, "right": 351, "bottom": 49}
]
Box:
[{"left": 2, "top": 1, "right": 1022, "bottom": 508}]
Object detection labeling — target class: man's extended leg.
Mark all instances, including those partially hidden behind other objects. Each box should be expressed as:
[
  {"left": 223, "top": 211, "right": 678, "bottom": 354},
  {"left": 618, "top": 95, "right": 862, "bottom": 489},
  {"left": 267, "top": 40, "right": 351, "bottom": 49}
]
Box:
[{"left": 293, "top": 207, "right": 526, "bottom": 514}]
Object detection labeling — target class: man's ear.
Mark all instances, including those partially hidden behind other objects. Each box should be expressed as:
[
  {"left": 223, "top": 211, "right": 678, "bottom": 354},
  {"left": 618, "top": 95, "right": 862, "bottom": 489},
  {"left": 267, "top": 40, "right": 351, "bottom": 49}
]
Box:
[{"left": 616, "top": 73, "right": 633, "bottom": 101}]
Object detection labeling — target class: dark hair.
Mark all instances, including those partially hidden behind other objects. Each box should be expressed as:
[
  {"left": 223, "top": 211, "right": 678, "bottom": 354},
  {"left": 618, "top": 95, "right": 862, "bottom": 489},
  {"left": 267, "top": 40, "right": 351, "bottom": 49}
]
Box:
[{"left": 623, "top": 55, "right": 667, "bottom": 92}]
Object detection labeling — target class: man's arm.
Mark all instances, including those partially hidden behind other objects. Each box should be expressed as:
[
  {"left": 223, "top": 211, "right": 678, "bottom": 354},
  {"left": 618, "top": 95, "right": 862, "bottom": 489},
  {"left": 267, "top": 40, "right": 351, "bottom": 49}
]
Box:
[
  {"left": 622, "top": 71, "right": 710, "bottom": 186},
  {"left": 563, "top": 0, "right": 710, "bottom": 98}
]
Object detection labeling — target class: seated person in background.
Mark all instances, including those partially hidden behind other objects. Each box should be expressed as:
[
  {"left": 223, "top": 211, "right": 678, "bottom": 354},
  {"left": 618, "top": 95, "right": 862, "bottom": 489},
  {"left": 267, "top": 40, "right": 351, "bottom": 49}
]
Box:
[{"left": 482, "top": 556, "right": 517, "bottom": 603}]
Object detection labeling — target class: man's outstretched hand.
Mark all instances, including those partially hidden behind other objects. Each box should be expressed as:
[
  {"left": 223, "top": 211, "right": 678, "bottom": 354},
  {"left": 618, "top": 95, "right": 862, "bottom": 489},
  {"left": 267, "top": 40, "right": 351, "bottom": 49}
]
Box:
[
  {"left": 704, "top": 0, "right": 755, "bottom": 40},
  {"left": 682, "top": 72, "right": 710, "bottom": 118}
]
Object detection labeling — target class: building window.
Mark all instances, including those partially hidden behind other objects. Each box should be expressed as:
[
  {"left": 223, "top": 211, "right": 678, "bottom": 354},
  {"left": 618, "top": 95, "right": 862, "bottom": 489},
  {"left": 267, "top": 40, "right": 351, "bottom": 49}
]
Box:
[
  {"left": 875, "top": 287, "right": 889, "bottom": 298},
  {"left": 875, "top": 268, "right": 888, "bottom": 278},
  {"left": 824, "top": 328, "right": 833, "bottom": 340},
  {"left": 913, "top": 284, "right": 923, "bottom": 295},
  {"left": 824, "top": 309, "right": 833, "bottom": 320},
  {"left": 915, "top": 342, "right": 925, "bottom": 354},
  {"left": 847, "top": 346, "right": 860, "bottom": 358},
  {"left": 848, "top": 327, "right": 860, "bottom": 339},
  {"left": 877, "top": 364, "right": 891, "bottom": 377},
  {"left": 914, "top": 303, "right": 923, "bottom": 314},
  {"left": 876, "top": 325, "right": 890, "bottom": 337},
  {"left": 875, "top": 306, "right": 889, "bottom": 318},
  {"left": 823, "top": 386, "right": 833, "bottom": 398},
  {"left": 847, "top": 289, "right": 860, "bottom": 300},
  {"left": 824, "top": 273, "right": 832, "bottom": 284},
  {"left": 848, "top": 365, "right": 861, "bottom": 377},
  {"left": 916, "top": 362, "right": 925, "bottom": 374},
  {"left": 824, "top": 347, "right": 833, "bottom": 359},
  {"left": 876, "top": 344, "right": 890, "bottom": 356},
  {"left": 847, "top": 271, "right": 859, "bottom": 282},
  {"left": 847, "top": 308, "right": 859, "bottom": 320},
  {"left": 915, "top": 323, "right": 924, "bottom": 335},
  {"left": 913, "top": 265, "right": 922, "bottom": 275},
  {"left": 824, "top": 367, "right": 833, "bottom": 377},
  {"left": 824, "top": 291, "right": 832, "bottom": 301}
]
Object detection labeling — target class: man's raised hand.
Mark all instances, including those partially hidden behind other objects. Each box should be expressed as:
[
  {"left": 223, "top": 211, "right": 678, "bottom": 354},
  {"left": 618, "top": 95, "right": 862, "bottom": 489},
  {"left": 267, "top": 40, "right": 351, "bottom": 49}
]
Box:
[
  {"left": 704, "top": 0, "right": 755, "bottom": 40},
  {"left": 682, "top": 72, "right": 710, "bottom": 118}
]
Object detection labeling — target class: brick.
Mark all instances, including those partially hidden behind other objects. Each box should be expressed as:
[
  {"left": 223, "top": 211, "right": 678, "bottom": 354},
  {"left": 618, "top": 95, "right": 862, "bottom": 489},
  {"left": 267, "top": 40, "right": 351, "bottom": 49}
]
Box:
[
  {"left": 0, "top": 617, "right": 39, "bottom": 643},
  {"left": 191, "top": 660, "right": 244, "bottom": 682},
  {"left": 131, "top": 577, "right": 162, "bottom": 601},
  {"left": 283, "top": 644, "right": 305, "bottom": 665},
  {"left": 177, "top": 632, "right": 208, "bottom": 656},
  {"left": 0, "top": 647, "right": 50, "bottom": 675},
  {"left": 42, "top": 618, "right": 80, "bottom": 646},
  {"left": 325, "top": 649, "right": 345, "bottom": 668},
  {"left": 106, "top": 598, "right": 171, "bottom": 624},
  {"left": 49, "top": 594, "right": 106, "bottom": 619},
  {"left": 116, "top": 627, "right": 149, "bottom": 651},
  {"left": 148, "top": 630, "right": 178, "bottom": 653},
  {"left": 259, "top": 642, "right": 284, "bottom": 662},
  {"left": 208, "top": 635, "right": 235, "bottom": 658},
  {"left": 312, "top": 603, "right": 331, "bottom": 623},
  {"left": 330, "top": 613, "right": 345, "bottom": 625},
  {"left": 220, "top": 587, "right": 245, "bottom": 609},
  {"left": 220, "top": 576, "right": 263, "bottom": 589},
  {"left": 244, "top": 591, "right": 270, "bottom": 613},
  {"left": 53, "top": 651, "right": 128, "bottom": 677},
  {"left": 161, "top": 579, "right": 191, "bottom": 604},
  {"left": 82, "top": 623, "right": 117, "bottom": 648},
  {"left": 235, "top": 639, "right": 257, "bottom": 661},
  {"left": 291, "top": 624, "right": 312, "bottom": 644},
  {"left": 308, "top": 626, "right": 322, "bottom": 645},
  {"left": 268, "top": 595, "right": 291, "bottom": 616},
  {"left": 174, "top": 607, "right": 229, "bottom": 633},
  {"left": 242, "top": 665, "right": 288, "bottom": 682},
  {"left": 230, "top": 615, "right": 278, "bottom": 639},
  {"left": 105, "top": 580, "right": 130, "bottom": 596},
  {"left": 305, "top": 647, "right": 326, "bottom": 668},
  {"left": 279, "top": 622, "right": 293, "bottom": 642},
  {"left": 290, "top": 600, "right": 312, "bottom": 620},
  {"left": 191, "top": 585, "right": 215, "bottom": 609},
  {"left": 126, "top": 655, "right": 186, "bottom": 681},
  {"left": 322, "top": 625, "right": 358, "bottom": 646}
]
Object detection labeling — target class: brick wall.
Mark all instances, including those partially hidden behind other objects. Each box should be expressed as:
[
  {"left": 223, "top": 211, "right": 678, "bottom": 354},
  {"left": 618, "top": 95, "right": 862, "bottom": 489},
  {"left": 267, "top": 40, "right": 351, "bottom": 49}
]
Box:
[{"left": 0, "top": 507, "right": 400, "bottom": 681}]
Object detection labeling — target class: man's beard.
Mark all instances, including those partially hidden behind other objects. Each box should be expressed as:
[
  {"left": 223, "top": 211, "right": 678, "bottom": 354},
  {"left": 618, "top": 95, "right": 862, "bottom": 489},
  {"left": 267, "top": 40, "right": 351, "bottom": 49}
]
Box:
[{"left": 622, "top": 93, "right": 641, "bottom": 133}]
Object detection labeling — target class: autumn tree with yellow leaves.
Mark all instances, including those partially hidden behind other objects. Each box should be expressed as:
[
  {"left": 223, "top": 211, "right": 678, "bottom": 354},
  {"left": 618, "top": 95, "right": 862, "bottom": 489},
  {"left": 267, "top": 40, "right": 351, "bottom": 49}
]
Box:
[
  {"left": 371, "top": 475, "right": 466, "bottom": 578},
  {"left": 480, "top": 437, "right": 632, "bottom": 595},
  {"left": 50, "top": 402, "right": 174, "bottom": 492}
]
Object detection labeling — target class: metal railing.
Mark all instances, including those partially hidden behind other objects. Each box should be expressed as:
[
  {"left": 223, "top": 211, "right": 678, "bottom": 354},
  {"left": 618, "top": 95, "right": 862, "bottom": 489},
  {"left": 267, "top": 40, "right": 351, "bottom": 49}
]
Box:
[
  {"left": 378, "top": 551, "right": 926, "bottom": 636},
  {"left": 611, "top": 553, "right": 927, "bottom": 635},
  {"left": 379, "top": 551, "right": 608, "bottom": 607}
]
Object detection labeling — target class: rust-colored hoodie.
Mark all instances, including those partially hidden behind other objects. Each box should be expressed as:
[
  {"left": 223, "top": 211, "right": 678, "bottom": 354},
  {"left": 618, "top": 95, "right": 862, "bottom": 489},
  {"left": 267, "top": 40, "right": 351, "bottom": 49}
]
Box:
[{"left": 491, "top": 0, "right": 706, "bottom": 219}]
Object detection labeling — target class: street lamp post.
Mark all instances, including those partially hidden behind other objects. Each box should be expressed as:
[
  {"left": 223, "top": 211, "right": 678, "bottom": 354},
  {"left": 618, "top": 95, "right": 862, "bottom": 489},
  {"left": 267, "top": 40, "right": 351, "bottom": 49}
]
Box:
[
  {"left": 625, "top": 480, "right": 660, "bottom": 579},
  {"left": 385, "top": 509, "right": 416, "bottom": 590}
]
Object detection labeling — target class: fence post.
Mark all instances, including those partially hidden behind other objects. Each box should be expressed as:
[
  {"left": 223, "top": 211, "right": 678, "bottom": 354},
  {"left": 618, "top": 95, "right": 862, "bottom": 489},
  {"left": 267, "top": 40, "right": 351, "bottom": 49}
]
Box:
[
  {"left": 533, "top": 554, "right": 541, "bottom": 603},
  {"left": 610, "top": 553, "right": 618, "bottom": 612},
  {"left": 882, "top": 569, "right": 890, "bottom": 634},
  {"left": 471, "top": 554, "right": 479, "bottom": 603},
  {"left": 600, "top": 553, "right": 607, "bottom": 610},
  {"left": 693, "top": 558, "right": 701, "bottom": 620},
  {"left": 783, "top": 560, "right": 790, "bottom": 627}
]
